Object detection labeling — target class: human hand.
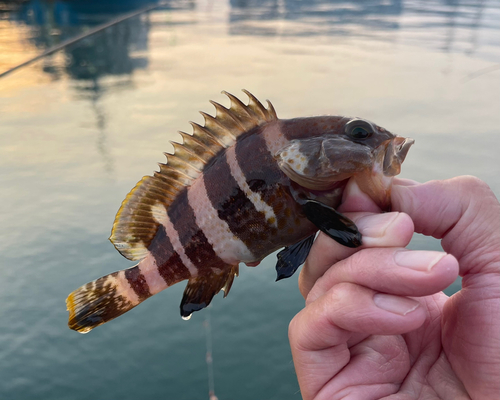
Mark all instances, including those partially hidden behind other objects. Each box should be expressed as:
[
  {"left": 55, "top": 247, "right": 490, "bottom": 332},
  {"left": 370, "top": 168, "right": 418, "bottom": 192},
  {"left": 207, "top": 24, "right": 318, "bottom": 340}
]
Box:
[{"left": 289, "top": 176, "right": 500, "bottom": 399}]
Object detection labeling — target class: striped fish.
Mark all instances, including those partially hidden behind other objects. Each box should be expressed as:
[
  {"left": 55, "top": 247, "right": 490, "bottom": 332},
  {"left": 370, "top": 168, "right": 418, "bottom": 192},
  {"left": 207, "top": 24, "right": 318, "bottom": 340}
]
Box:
[{"left": 67, "top": 90, "right": 414, "bottom": 333}]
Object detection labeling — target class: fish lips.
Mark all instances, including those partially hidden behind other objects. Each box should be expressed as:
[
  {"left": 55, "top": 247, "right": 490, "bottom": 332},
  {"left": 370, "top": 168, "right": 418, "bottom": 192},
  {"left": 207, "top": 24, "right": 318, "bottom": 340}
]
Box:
[{"left": 382, "top": 136, "right": 415, "bottom": 177}]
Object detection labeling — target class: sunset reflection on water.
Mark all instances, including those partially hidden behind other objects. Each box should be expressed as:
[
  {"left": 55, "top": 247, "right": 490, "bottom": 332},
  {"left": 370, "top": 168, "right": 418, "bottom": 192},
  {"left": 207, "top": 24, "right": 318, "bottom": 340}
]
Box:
[{"left": 0, "top": 1, "right": 499, "bottom": 399}]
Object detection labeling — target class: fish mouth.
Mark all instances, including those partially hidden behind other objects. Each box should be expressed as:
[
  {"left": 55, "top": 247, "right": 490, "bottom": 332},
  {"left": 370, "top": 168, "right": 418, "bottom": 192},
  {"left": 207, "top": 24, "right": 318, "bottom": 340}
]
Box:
[
  {"left": 383, "top": 136, "right": 415, "bottom": 177},
  {"left": 353, "top": 135, "right": 414, "bottom": 211}
]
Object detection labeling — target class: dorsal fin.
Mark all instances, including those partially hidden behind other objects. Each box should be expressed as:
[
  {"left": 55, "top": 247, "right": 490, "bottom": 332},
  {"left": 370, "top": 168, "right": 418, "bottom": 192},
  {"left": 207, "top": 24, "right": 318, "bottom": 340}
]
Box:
[{"left": 109, "top": 90, "right": 278, "bottom": 261}]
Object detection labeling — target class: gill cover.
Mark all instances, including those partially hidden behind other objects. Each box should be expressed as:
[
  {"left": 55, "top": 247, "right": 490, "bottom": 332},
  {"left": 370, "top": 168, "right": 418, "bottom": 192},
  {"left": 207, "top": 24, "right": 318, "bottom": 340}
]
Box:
[{"left": 275, "top": 136, "right": 373, "bottom": 190}]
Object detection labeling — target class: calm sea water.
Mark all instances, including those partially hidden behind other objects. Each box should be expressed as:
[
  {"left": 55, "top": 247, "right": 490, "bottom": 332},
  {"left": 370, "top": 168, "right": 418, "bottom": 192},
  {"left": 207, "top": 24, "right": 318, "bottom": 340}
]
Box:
[{"left": 1, "top": 0, "right": 499, "bottom": 399}]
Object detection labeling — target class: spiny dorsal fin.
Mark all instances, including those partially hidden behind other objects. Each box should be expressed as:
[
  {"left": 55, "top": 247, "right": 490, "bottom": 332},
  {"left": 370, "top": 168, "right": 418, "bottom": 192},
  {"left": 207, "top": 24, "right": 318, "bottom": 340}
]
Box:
[{"left": 109, "top": 90, "right": 278, "bottom": 261}]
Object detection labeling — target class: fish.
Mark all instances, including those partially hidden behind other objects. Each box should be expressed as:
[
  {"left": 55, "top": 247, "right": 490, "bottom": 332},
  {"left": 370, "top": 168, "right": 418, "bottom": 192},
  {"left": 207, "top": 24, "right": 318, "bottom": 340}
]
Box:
[{"left": 66, "top": 90, "right": 414, "bottom": 333}]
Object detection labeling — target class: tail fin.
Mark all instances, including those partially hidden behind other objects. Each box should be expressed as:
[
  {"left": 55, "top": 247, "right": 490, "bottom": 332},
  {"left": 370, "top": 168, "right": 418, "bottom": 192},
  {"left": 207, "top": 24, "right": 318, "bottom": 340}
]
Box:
[{"left": 67, "top": 267, "right": 148, "bottom": 333}]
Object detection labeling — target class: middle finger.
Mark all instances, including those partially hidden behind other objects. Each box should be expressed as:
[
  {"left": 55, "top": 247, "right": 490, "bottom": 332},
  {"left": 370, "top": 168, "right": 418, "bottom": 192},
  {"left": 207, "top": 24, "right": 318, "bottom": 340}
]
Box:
[{"left": 306, "top": 247, "right": 459, "bottom": 305}]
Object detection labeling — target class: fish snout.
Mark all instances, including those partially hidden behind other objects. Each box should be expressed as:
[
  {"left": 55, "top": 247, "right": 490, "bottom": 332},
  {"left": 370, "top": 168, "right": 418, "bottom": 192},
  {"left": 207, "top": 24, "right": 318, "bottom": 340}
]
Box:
[
  {"left": 383, "top": 136, "right": 415, "bottom": 177},
  {"left": 395, "top": 136, "right": 415, "bottom": 163}
]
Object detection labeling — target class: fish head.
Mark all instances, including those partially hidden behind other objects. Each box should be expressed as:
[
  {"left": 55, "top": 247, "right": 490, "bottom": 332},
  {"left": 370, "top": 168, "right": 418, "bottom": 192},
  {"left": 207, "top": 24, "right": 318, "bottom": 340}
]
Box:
[
  {"left": 276, "top": 116, "right": 414, "bottom": 210},
  {"left": 346, "top": 120, "right": 414, "bottom": 210}
]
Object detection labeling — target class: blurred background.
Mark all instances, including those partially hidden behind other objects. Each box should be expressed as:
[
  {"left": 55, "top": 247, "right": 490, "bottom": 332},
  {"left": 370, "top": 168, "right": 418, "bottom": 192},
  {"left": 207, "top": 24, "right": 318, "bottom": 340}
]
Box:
[{"left": 1, "top": 0, "right": 499, "bottom": 399}]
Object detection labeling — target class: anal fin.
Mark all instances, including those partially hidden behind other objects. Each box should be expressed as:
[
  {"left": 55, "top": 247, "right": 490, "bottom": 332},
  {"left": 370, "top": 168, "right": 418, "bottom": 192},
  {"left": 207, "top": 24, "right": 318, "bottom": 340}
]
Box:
[
  {"left": 302, "top": 199, "right": 362, "bottom": 248},
  {"left": 180, "top": 265, "right": 239, "bottom": 319},
  {"left": 275, "top": 234, "right": 316, "bottom": 281}
]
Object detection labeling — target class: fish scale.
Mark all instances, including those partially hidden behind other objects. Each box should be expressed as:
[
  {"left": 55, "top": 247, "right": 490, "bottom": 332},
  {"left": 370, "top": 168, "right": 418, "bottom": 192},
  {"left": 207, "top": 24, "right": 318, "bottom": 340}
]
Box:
[{"left": 67, "top": 90, "right": 414, "bottom": 333}]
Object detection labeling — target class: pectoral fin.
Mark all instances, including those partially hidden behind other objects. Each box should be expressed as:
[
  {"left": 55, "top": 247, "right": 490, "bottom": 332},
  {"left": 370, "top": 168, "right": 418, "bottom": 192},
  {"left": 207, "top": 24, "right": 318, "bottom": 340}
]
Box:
[
  {"left": 275, "top": 234, "right": 316, "bottom": 281},
  {"left": 180, "top": 265, "right": 239, "bottom": 319},
  {"left": 302, "top": 200, "right": 362, "bottom": 248}
]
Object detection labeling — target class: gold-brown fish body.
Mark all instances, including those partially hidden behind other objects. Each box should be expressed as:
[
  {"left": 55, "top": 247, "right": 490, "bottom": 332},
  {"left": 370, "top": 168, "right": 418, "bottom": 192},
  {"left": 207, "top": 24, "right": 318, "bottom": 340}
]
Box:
[{"left": 67, "top": 91, "right": 413, "bottom": 333}]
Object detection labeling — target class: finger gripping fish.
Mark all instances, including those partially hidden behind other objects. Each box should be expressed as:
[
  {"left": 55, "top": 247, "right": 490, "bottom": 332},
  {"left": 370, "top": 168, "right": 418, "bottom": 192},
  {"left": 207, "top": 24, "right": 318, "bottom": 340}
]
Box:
[{"left": 66, "top": 90, "right": 414, "bottom": 333}]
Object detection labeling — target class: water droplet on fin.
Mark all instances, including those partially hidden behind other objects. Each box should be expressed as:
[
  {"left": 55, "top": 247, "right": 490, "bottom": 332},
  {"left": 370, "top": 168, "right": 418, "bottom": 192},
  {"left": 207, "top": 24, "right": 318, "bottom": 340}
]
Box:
[{"left": 182, "top": 314, "right": 192, "bottom": 321}]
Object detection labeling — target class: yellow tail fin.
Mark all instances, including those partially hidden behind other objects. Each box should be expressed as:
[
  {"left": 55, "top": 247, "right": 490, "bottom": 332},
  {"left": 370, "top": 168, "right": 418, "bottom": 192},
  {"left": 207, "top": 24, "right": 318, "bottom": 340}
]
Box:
[{"left": 67, "top": 269, "right": 143, "bottom": 333}]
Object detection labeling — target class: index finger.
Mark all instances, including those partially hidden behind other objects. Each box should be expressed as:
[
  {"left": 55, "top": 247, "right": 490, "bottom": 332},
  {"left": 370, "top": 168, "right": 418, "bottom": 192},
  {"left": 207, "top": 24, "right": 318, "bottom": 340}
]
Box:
[{"left": 299, "top": 211, "right": 414, "bottom": 298}]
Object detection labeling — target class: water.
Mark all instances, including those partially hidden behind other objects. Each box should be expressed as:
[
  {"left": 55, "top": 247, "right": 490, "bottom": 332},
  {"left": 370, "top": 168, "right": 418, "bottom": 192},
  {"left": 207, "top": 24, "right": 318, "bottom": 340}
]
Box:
[{"left": 0, "top": 0, "right": 499, "bottom": 399}]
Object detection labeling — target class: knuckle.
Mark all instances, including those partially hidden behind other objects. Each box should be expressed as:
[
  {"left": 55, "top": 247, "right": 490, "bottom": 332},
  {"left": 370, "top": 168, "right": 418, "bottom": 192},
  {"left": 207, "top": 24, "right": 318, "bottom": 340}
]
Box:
[
  {"left": 455, "top": 175, "right": 492, "bottom": 194},
  {"left": 288, "top": 312, "right": 307, "bottom": 348},
  {"left": 329, "top": 281, "right": 356, "bottom": 302},
  {"left": 287, "top": 315, "right": 298, "bottom": 342}
]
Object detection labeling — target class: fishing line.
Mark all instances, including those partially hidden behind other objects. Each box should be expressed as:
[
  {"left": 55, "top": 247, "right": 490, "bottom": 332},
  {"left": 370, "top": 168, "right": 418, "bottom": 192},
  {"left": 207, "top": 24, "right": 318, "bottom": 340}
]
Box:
[
  {"left": 204, "top": 305, "right": 218, "bottom": 400},
  {"left": 462, "top": 63, "right": 500, "bottom": 82},
  {"left": 0, "top": 1, "right": 167, "bottom": 79}
]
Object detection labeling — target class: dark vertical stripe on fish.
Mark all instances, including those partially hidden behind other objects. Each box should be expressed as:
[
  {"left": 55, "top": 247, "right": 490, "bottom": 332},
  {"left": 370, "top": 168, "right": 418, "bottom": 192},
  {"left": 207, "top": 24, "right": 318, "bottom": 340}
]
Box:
[
  {"left": 234, "top": 133, "right": 286, "bottom": 229},
  {"left": 168, "top": 189, "right": 233, "bottom": 272},
  {"left": 235, "top": 131, "right": 315, "bottom": 259},
  {"left": 234, "top": 131, "right": 284, "bottom": 191},
  {"left": 149, "top": 224, "right": 191, "bottom": 286},
  {"left": 203, "top": 153, "right": 271, "bottom": 248},
  {"left": 124, "top": 267, "right": 151, "bottom": 301}
]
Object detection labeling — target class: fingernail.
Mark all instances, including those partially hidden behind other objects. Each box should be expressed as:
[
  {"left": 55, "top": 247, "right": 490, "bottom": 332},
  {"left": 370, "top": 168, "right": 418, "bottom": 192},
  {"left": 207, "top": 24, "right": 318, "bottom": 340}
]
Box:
[
  {"left": 373, "top": 293, "right": 420, "bottom": 315},
  {"left": 394, "top": 250, "right": 446, "bottom": 272},
  {"left": 356, "top": 212, "right": 399, "bottom": 238}
]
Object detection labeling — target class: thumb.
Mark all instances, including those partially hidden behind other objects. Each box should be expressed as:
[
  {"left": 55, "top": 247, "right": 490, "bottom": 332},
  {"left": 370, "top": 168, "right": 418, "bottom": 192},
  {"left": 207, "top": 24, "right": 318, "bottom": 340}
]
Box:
[
  {"left": 391, "top": 176, "right": 500, "bottom": 276},
  {"left": 392, "top": 176, "right": 500, "bottom": 399}
]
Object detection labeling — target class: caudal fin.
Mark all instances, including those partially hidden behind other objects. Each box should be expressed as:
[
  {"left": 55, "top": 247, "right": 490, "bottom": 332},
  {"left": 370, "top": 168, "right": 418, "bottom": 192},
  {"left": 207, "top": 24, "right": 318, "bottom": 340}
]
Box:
[{"left": 67, "top": 267, "right": 148, "bottom": 333}]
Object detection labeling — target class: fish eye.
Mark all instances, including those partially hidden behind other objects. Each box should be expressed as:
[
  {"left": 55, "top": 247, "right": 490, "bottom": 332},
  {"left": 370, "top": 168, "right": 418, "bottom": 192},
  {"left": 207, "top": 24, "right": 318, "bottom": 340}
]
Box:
[
  {"left": 345, "top": 119, "right": 374, "bottom": 140},
  {"left": 350, "top": 126, "right": 370, "bottom": 139}
]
